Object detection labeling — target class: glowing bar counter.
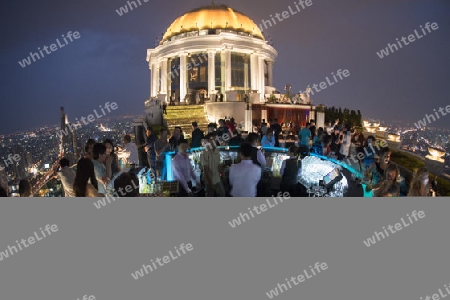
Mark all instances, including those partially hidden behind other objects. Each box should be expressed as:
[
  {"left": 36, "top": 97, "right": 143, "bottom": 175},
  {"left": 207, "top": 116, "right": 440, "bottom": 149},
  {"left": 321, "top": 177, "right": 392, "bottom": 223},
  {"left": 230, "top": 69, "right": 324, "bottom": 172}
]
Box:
[{"left": 165, "top": 146, "right": 367, "bottom": 197}]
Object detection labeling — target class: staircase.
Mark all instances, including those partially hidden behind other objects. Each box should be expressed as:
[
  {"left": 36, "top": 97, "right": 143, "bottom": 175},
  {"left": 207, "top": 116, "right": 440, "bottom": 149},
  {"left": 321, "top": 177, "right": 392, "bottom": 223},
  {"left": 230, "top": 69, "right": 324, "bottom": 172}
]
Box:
[{"left": 164, "top": 105, "right": 210, "bottom": 136}]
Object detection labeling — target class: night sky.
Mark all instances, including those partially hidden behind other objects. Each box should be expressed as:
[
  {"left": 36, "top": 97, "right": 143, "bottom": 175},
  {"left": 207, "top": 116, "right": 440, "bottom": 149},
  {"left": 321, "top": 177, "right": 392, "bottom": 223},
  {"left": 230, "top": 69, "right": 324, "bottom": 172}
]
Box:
[{"left": 1, "top": 0, "right": 449, "bottom": 135}]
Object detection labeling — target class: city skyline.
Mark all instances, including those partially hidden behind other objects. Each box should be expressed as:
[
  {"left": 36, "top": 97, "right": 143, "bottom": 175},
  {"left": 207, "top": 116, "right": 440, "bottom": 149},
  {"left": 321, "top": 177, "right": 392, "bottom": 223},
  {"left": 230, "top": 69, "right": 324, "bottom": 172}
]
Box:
[{"left": 1, "top": 0, "right": 450, "bottom": 135}]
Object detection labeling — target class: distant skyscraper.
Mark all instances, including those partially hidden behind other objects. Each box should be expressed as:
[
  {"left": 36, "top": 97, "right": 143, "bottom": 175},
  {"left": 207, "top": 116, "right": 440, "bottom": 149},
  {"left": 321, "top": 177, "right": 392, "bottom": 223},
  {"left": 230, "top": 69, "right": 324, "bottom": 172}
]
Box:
[
  {"left": 26, "top": 152, "right": 33, "bottom": 168},
  {"left": 0, "top": 167, "right": 8, "bottom": 193},
  {"left": 60, "top": 106, "right": 65, "bottom": 130},
  {"left": 11, "top": 144, "right": 27, "bottom": 180},
  {"left": 60, "top": 106, "right": 80, "bottom": 158}
]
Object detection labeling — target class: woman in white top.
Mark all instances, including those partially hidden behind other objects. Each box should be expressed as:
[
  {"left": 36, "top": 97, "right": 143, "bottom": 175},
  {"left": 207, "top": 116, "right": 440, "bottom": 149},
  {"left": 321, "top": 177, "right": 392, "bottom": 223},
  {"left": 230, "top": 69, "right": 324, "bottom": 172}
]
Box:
[{"left": 339, "top": 130, "right": 352, "bottom": 159}]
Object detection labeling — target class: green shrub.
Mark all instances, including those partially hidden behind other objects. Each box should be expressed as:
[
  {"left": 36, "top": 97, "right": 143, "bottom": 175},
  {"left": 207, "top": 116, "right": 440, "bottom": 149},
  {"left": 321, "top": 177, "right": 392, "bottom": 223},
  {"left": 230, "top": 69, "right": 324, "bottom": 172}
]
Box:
[
  {"left": 390, "top": 151, "right": 450, "bottom": 196},
  {"left": 390, "top": 151, "right": 425, "bottom": 171}
]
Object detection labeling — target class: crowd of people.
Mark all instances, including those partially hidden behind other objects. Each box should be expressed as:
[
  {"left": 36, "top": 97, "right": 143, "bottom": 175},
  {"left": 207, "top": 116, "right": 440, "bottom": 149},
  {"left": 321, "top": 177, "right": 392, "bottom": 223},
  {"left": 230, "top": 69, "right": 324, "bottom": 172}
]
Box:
[
  {"left": 60, "top": 135, "right": 140, "bottom": 197},
  {"left": 293, "top": 118, "right": 437, "bottom": 197},
  {"left": 0, "top": 117, "right": 437, "bottom": 198}
]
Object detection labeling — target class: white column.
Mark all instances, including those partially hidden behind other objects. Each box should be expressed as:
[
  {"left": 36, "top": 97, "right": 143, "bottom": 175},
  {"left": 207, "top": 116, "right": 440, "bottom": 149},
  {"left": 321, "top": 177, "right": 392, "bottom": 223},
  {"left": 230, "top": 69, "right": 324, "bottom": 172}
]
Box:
[
  {"left": 156, "top": 63, "right": 161, "bottom": 95},
  {"left": 180, "top": 53, "right": 187, "bottom": 103},
  {"left": 261, "top": 109, "right": 268, "bottom": 123},
  {"left": 267, "top": 61, "right": 274, "bottom": 87},
  {"left": 160, "top": 59, "right": 168, "bottom": 94},
  {"left": 167, "top": 59, "right": 172, "bottom": 100},
  {"left": 309, "top": 109, "right": 315, "bottom": 122},
  {"left": 258, "top": 56, "right": 265, "bottom": 101},
  {"left": 220, "top": 51, "right": 225, "bottom": 95},
  {"left": 245, "top": 108, "right": 253, "bottom": 133},
  {"left": 208, "top": 51, "right": 215, "bottom": 97},
  {"left": 225, "top": 49, "right": 231, "bottom": 95},
  {"left": 316, "top": 111, "right": 325, "bottom": 129},
  {"left": 244, "top": 55, "right": 249, "bottom": 93},
  {"left": 151, "top": 62, "right": 159, "bottom": 97},
  {"left": 250, "top": 53, "right": 259, "bottom": 91},
  {"left": 148, "top": 63, "right": 153, "bottom": 98}
]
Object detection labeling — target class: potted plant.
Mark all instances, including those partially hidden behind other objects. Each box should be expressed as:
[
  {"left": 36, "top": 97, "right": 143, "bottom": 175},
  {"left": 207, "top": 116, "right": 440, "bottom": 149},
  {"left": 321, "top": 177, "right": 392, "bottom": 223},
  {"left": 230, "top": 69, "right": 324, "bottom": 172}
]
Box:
[{"left": 268, "top": 94, "right": 277, "bottom": 103}]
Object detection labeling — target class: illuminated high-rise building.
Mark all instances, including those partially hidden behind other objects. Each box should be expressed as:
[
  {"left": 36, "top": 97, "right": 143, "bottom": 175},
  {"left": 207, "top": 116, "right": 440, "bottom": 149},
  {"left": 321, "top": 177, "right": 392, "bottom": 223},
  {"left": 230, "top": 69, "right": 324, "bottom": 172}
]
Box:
[
  {"left": 11, "top": 144, "right": 27, "bottom": 180},
  {"left": 59, "top": 106, "right": 80, "bottom": 158},
  {"left": 0, "top": 167, "right": 8, "bottom": 193}
]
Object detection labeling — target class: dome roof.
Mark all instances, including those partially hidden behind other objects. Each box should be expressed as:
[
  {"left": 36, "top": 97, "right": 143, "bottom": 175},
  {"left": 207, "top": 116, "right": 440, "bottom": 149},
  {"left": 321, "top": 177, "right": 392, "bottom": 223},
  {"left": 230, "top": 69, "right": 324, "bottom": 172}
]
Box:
[{"left": 161, "top": 4, "right": 264, "bottom": 43}]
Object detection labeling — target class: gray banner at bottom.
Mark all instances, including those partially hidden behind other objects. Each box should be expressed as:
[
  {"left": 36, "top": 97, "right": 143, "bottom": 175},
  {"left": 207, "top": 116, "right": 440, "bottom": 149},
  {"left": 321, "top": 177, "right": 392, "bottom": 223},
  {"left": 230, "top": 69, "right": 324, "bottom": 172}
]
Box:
[{"left": 0, "top": 197, "right": 448, "bottom": 300}]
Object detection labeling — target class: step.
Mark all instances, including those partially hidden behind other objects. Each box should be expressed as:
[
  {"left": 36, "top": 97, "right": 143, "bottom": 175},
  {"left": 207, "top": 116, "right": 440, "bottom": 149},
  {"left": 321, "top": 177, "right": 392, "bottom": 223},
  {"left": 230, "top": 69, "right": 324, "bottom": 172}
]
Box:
[{"left": 164, "top": 105, "right": 210, "bottom": 134}]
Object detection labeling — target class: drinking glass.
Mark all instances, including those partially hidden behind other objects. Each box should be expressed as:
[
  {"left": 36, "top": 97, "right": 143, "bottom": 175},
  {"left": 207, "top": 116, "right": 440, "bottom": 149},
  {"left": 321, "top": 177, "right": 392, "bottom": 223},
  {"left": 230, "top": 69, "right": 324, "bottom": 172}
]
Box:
[{"left": 307, "top": 185, "right": 313, "bottom": 197}]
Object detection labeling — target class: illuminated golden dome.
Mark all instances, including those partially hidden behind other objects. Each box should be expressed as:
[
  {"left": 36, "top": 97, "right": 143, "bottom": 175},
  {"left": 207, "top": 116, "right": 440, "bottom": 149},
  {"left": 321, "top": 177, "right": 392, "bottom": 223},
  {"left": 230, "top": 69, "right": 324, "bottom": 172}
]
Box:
[{"left": 161, "top": 4, "right": 264, "bottom": 43}]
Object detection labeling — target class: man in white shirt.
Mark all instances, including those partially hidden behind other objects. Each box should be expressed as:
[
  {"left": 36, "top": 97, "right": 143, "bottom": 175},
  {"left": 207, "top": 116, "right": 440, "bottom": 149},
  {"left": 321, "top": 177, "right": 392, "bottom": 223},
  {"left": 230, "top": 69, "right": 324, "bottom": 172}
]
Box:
[
  {"left": 172, "top": 139, "right": 196, "bottom": 196},
  {"left": 118, "top": 134, "right": 139, "bottom": 166},
  {"left": 325, "top": 121, "right": 333, "bottom": 135},
  {"left": 229, "top": 142, "right": 261, "bottom": 197},
  {"left": 92, "top": 143, "right": 108, "bottom": 194},
  {"left": 339, "top": 128, "right": 352, "bottom": 160},
  {"left": 58, "top": 158, "right": 76, "bottom": 197},
  {"left": 332, "top": 118, "right": 340, "bottom": 130}
]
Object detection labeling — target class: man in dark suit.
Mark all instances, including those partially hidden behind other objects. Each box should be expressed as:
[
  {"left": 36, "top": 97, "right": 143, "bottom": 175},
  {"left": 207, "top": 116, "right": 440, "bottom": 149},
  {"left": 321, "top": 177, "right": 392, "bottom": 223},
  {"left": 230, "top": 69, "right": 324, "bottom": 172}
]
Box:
[
  {"left": 271, "top": 119, "right": 282, "bottom": 147},
  {"left": 191, "top": 122, "right": 204, "bottom": 148}
]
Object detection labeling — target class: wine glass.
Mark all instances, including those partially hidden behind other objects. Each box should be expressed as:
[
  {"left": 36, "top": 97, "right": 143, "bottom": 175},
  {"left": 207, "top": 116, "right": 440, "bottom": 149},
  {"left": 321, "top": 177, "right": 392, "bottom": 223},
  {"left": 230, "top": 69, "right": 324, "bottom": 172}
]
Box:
[{"left": 306, "top": 183, "right": 314, "bottom": 197}]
